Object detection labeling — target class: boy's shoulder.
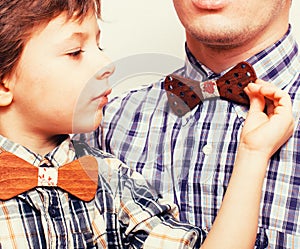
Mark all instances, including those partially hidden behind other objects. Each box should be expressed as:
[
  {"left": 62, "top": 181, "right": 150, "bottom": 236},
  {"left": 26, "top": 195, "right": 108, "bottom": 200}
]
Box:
[
  {"left": 71, "top": 139, "right": 157, "bottom": 197},
  {"left": 71, "top": 139, "right": 114, "bottom": 159},
  {"left": 71, "top": 139, "right": 131, "bottom": 183},
  {"left": 71, "top": 139, "right": 126, "bottom": 174}
]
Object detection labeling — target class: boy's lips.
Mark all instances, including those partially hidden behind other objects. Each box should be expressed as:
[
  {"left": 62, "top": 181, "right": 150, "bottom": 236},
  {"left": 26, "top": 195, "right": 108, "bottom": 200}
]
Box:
[
  {"left": 92, "top": 88, "right": 112, "bottom": 108},
  {"left": 92, "top": 89, "right": 112, "bottom": 101},
  {"left": 191, "top": 0, "right": 230, "bottom": 10},
  {"left": 102, "top": 89, "right": 112, "bottom": 98}
]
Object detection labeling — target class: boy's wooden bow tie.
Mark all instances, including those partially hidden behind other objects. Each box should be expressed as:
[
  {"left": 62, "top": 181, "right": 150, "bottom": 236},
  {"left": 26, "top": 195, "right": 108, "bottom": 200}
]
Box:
[
  {"left": 0, "top": 150, "right": 98, "bottom": 201},
  {"left": 164, "top": 62, "right": 257, "bottom": 116}
]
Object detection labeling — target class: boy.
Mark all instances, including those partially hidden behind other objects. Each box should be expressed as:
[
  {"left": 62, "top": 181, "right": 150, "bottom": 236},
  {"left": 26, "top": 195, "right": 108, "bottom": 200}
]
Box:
[{"left": 0, "top": 0, "right": 294, "bottom": 248}]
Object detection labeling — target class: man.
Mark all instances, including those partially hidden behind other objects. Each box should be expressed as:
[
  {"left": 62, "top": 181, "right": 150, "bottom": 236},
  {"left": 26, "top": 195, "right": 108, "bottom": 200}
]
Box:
[{"left": 76, "top": 0, "right": 300, "bottom": 248}]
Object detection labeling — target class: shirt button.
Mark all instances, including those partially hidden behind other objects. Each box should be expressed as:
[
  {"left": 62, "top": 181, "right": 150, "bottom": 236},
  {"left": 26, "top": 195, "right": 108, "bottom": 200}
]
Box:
[
  {"left": 48, "top": 205, "right": 57, "bottom": 218},
  {"left": 202, "top": 144, "right": 213, "bottom": 155}
]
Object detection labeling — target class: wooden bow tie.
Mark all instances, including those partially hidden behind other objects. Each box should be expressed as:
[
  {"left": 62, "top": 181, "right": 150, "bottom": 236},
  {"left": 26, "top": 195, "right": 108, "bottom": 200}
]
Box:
[
  {"left": 164, "top": 62, "right": 257, "bottom": 116},
  {"left": 0, "top": 150, "right": 98, "bottom": 201}
]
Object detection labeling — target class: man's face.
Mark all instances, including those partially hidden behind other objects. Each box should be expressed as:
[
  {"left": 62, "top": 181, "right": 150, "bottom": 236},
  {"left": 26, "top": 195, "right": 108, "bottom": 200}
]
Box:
[
  {"left": 173, "top": 0, "right": 289, "bottom": 49},
  {"left": 6, "top": 12, "right": 114, "bottom": 135}
]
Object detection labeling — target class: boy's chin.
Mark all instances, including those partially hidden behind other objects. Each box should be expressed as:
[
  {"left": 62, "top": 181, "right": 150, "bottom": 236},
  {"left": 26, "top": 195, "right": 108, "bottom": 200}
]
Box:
[{"left": 71, "top": 116, "right": 102, "bottom": 134}]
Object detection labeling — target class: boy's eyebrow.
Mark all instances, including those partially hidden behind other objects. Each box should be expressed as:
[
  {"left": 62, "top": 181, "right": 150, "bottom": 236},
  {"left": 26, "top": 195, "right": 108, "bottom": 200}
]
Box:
[
  {"left": 61, "top": 29, "right": 101, "bottom": 44},
  {"left": 64, "top": 32, "right": 89, "bottom": 42}
]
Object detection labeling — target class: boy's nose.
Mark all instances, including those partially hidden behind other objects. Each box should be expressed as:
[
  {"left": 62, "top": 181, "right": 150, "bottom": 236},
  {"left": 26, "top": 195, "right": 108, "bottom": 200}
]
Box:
[
  {"left": 95, "top": 63, "right": 115, "bottom": 80},
  {"left": 94, "top": 52, "right": 115, "bottom": 80}
]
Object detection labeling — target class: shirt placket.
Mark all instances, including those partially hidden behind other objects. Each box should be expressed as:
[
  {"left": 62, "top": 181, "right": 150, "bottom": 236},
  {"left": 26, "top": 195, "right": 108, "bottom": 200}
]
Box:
[{"left": 29, "top": 188, "right": 71, "bottom": 249}]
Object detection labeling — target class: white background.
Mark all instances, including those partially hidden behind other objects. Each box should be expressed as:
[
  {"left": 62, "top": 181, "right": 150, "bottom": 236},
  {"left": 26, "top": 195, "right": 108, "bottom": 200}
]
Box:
[{"left": 99, "top": 1, "right": 300, "bottom": 96}]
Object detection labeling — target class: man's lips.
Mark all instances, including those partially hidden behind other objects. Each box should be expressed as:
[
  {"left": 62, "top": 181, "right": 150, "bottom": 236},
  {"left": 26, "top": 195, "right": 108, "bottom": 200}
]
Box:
[{"left": 191, "top": 0, "right": 230, "bottom": 10}]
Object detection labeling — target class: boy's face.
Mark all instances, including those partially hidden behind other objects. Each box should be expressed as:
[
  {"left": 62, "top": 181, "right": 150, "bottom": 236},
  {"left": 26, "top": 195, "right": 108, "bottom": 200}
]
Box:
[{"left": 6, "top": 12, "right": 114, "bottom": 135}]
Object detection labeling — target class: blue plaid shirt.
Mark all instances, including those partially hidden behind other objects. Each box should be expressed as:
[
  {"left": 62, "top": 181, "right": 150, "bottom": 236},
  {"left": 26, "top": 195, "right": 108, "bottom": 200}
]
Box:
[
  {"left": 76, "top": 26, "right": 300, "bottom": 249},
  {"left": 0, "top": 136, "right": 203, "bottom": 248}
]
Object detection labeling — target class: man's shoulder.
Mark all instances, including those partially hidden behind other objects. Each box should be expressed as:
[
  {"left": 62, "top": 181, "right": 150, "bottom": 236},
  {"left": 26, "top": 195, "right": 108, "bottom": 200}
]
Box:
[
  {"left": 109, "top": 79, "right": 164, "bottom": 103},
  {"left": 103, "top": 78, "right": 169, "bottom": 117}
]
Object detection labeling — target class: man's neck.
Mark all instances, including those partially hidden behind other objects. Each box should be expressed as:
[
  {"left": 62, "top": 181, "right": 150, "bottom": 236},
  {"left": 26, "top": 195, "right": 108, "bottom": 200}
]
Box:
[{"left": 186, "top": 22, "right": 289, "bottom": 73}]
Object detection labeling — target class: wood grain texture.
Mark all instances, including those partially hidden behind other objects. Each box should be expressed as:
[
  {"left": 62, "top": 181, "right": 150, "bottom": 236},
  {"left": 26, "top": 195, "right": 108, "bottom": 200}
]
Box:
[
  {"left": 0, "top": 151, "right": 98, "bottom": 202},
  {"left": 164, "top": 62, "right": 257, "bottom": 116}
]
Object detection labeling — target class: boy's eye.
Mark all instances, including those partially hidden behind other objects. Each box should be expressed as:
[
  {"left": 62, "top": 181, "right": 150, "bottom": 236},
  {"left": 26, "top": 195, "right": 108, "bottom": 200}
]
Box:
[{"left": 67, "top": 49, "right": 84, "bottom": 58}]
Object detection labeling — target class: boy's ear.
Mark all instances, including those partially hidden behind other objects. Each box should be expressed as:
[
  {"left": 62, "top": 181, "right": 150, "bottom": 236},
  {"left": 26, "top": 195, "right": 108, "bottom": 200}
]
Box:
[{"left": 0, "top": 80, "right": 13, "bottom": 106}]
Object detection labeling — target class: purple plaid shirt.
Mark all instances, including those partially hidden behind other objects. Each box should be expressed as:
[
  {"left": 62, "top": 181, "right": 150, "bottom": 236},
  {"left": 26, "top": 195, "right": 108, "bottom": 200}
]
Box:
[
  {"left": 0, "top": 137, "right": 203, "bottom": 248},
  {"left": 76, "top": 26, "right": 300, "bottom": 249}
]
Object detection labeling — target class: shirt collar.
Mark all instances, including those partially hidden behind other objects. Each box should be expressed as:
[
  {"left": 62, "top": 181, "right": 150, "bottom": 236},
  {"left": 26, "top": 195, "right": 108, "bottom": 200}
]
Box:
[
  {"left": 247, "top": 25, "right": 300, "bottom": 88},
  {"left": 179, "top": 25, "right": 299, "bottom": 120},
  {"left": 0, "top": 135, "right": 76, "bottom": 167},
  {"left": 185, "top": 25, "right": 299, "bottom": 85}
]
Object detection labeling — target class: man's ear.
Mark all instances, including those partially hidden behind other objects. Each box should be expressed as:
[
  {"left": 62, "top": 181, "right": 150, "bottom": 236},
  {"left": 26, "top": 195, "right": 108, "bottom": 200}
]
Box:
[{"left": 0, "top": 80, "right": 13, "bottom": 106}]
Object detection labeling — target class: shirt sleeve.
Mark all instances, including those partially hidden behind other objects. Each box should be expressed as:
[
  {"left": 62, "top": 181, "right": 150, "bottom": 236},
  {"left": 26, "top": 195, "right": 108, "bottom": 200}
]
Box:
[{"left": 101, "top": 157, "right": 206, "bottom": 249}]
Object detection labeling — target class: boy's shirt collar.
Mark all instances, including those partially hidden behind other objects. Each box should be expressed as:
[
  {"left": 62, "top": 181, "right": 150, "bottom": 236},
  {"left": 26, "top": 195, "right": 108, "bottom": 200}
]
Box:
[{"left": 0, "top": 134, "right": 76, "bottom": 167}]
